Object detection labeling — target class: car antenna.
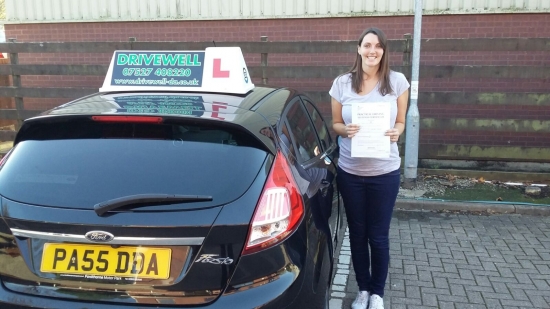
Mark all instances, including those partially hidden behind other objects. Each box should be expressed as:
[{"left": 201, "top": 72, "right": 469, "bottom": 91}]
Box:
[{"left": 212, "top": 40, "right": 217, "bottom": 47}]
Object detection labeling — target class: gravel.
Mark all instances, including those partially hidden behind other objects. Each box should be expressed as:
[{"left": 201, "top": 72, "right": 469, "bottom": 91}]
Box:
[{"left": 398, "top": 173, "right": 549, "bottom": 200}]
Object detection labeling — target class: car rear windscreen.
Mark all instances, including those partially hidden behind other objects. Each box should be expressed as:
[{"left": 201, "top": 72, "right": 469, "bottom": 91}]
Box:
[{"left": 0, "top": 120, "right": 268, "bottom": 210}]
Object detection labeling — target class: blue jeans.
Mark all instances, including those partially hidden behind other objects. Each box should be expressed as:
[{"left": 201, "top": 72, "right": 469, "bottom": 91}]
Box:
[{"left": 337, "top": 167, "right": 400, "bottom": 297}]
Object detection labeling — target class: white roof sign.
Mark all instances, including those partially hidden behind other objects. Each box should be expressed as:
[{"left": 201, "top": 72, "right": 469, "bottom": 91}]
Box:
[{"left": 99, "top": 47, "right": 254, "bottom": 94}]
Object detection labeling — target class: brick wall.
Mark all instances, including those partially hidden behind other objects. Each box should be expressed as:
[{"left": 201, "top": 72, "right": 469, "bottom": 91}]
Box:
[{"left": 4, "top": 13, "right": 550, "bottom": 157}]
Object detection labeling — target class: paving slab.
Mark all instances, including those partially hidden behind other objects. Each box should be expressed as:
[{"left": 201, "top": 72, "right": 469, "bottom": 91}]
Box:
[{"left": 330, "top": 208, "right": 550, "bottom": 309}]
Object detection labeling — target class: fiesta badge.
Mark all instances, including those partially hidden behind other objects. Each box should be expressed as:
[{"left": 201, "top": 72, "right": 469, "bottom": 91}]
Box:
[{"left": 85, "top": 231, "right": 114, "bottom": 243}]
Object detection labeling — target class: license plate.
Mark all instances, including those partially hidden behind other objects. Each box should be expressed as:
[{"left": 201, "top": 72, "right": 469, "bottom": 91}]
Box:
[{"left": 41, "top": 243, "right": 171, "bottom": 279}]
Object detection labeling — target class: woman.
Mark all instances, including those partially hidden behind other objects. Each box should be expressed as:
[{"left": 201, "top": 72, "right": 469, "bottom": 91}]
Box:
[{"left": 329, "top": 27, "right": 409, "bottom": 309}]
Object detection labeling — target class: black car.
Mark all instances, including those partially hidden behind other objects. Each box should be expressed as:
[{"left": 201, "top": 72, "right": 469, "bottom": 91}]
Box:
[{"left": 0, "top": 48, "right": 342, "bottom": 308}]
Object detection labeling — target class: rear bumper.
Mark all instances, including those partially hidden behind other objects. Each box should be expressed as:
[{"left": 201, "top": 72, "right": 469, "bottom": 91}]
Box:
[
  {"left": 0, "top": 272, "right": 294, "bottom": 309},
  {"left": 0, "top": 262, "right": 307, "bottom": 309}
]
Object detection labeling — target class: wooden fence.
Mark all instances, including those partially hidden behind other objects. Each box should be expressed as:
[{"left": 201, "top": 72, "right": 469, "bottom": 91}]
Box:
[{"left": 0, "top": 37, "right": 549, "bottom": 164}]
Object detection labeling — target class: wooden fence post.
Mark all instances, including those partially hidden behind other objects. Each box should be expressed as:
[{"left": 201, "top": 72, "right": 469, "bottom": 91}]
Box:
[
  {"left": 402, "top": 33, "right": 412, "bottom": 73},
  {"left": 129, "top": 37, "right": 136, "bottom": 50},
  {"left": 8, "top": 38, "right": 24, "bottom": 130},
  {"left": 261, "top": 36, "right": 268, "bottom": 85},
  {"left": 400, "top": 33, "right": 413, "bottom": 143}
]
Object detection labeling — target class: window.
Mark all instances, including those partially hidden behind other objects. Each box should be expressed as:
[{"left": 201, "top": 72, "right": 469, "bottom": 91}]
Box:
[
  {"left": 302, "top": 98, "right": 332, "bottom": 152},
  {"left": 284, "top": 99, "right": 321, "bottom": 162},
  {"left": 0, "top": 120, "right": 267, "bottom": 209}
]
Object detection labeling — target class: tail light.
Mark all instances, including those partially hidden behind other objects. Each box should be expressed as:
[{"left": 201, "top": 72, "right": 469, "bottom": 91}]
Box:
[{"left": 242, "top": 150, "right": 304, "bottom": 255}]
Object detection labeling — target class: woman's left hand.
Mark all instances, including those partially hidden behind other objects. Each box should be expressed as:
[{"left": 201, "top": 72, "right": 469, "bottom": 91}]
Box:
[{"left": 385, "top": 129, "right": 400, "bottom": 143}]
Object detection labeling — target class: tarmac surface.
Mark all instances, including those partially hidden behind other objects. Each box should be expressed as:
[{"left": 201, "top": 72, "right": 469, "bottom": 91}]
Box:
[{"left": 329, "top": 199, "right": 550, "bottom": 309}]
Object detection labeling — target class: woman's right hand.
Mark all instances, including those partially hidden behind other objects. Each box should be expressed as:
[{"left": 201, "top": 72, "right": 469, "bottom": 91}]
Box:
[
  {"left": 332, "top": 98, "right": 360, "bottom": 139},
  {"left": 345, "top": 124, "right": 361, "bottom": 138}
]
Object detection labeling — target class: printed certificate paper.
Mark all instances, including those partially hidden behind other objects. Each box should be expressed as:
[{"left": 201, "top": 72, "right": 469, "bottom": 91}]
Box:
[{"left": 351, "top": 102, "right": 391, "bottom": 158}]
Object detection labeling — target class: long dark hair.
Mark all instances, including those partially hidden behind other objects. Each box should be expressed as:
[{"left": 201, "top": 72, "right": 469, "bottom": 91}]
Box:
[{"left": 345, "top": 27, "right": 392, "bottom": 96}]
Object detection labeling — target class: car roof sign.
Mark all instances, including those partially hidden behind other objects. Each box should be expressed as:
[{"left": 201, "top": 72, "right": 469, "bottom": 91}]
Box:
[{"left": 99, "top": 47, "right": 254, "bottom": 95}]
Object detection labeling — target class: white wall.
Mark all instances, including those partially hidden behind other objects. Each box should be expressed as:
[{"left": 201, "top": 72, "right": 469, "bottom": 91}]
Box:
[{"left": 5, "top": 0, "right": 550, "bottom": 24}]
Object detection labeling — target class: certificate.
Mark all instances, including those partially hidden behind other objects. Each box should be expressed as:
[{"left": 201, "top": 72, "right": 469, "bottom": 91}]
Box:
[{"left": 351, "top": 102, "right": 390, "bottom": 158}]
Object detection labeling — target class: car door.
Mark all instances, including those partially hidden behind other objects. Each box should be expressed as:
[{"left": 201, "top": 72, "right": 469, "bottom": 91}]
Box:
[
  {"left": 299, "top": 96, "right": 341, "bottom": 253},
  {"left": 277, "top": 97, "right": 336, "bottom": 294}
]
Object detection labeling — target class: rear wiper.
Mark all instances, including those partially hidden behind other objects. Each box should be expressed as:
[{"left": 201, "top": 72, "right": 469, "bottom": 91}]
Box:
[{"left": 94, "top": 194, "right": 213, "bottom": 216}]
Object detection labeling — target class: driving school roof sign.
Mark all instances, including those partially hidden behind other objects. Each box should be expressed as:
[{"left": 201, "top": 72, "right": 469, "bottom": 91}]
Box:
[{"left": 99, "top": 47, "right": 254, "bottom": 95}]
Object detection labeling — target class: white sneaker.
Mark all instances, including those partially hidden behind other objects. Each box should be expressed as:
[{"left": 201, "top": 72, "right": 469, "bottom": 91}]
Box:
[
  {"left": 368, "top": 294, "right": 384, "bottom": 309},
  {"left": 351, "top": 291, "right": 369, "bottom": 309}
]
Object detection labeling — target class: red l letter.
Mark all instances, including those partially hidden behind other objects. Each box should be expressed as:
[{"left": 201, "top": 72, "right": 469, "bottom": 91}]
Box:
[
  {"left": 213, "top": 59, "right": 230, "bottom": 78},
  {"left": 211, "top": 102, "right": 228, "bottom": 120}
]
